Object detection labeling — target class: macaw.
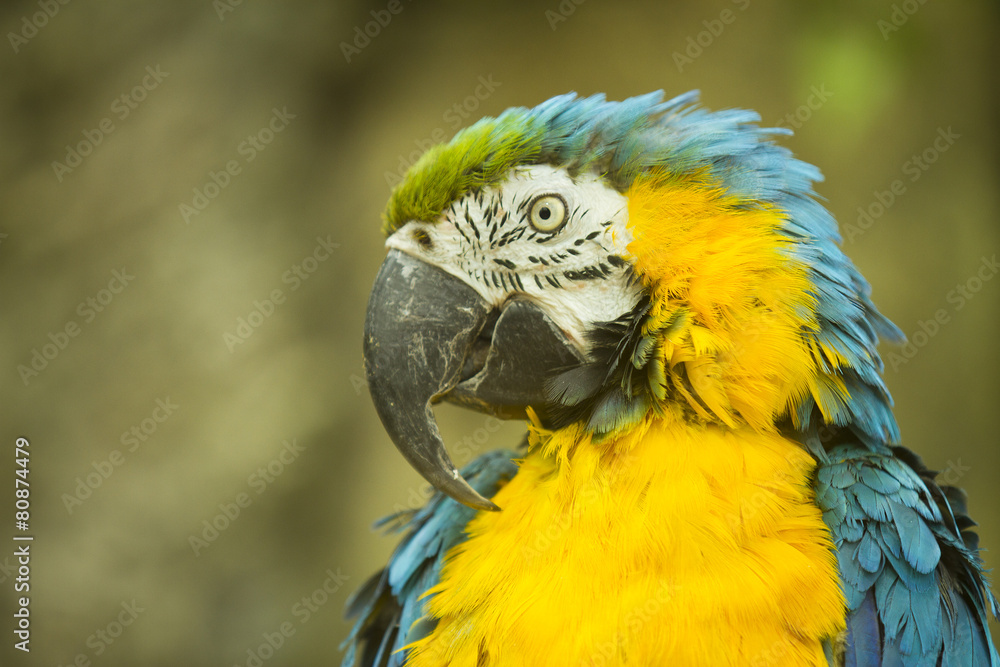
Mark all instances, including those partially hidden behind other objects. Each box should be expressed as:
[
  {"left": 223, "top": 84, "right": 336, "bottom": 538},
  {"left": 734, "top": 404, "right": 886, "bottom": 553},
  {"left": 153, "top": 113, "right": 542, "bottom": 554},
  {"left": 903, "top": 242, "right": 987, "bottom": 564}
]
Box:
[{"left": 342, "top": 90, "right": 998, "bottom": 666}]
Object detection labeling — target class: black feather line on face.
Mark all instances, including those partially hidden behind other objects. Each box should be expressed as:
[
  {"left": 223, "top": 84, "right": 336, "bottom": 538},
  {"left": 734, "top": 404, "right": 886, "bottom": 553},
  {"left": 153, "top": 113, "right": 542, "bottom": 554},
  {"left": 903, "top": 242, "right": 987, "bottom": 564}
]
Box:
[
  {"left": 543, "top": 294, "right": 680, "bottom": 437},
  {"left": 465, "top": 204, "right": 480, "bottom": 241},
  {"left": 496, "top": 225, "right": 525, "bottom": 248}
]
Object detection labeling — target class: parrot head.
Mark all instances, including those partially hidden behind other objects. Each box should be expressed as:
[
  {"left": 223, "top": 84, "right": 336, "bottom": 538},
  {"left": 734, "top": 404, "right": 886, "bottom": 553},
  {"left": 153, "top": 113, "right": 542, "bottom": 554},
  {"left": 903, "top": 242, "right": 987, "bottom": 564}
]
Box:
[{"left": 364, "top": 90, "right": 901, "bottom": 510}]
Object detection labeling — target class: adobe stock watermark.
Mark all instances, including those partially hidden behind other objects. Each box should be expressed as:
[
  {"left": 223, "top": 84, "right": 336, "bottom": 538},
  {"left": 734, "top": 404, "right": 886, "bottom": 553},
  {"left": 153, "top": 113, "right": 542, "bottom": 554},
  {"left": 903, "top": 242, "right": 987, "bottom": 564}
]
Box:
[
  {"left": 349, "top": 366, "right": 367, "bottom": 396},
  {"left": 877, "top": 0, "right": 929, "bottom": 40},
  {"left": 18, "top": 268, "right": 135, "bottom": 386},
  {"left": 50, "top": 65, "right": 169, "bottom": 182},
  {"left": 387, "top": 415, "right": 503, "bottom": 515},
  {"left": 519, "top": 460, "right": 615, "bottom": 562},
  {"left": 583, "top": 581, "right": 681, "bottom": 667},
  {"left": 179, "top": 106, "right": 296, "bottom": 224},
  {"left": 938, "top": 459, "right": 971, "bottom": 486},
  {"left": 748, "top": 636, "right": 796, "bottom": 667},
  {"left": 672, "top": 0, "right": 751, "bottom": 73},
  {"left": 340, "top": 0, "right": 411, "bottom": 63},
  {"left": 722, "top": 469, "right": 796, "bottom": 533},
  {"left": 57, "top": 600, "right": 146, "bottom": 667},
  {"left": 383, "top": 75, "right": 502, "bottom": 189},
  {"left": 844, "top": 126, "right": 959, "bottom": 243},
  {"left": 62, "top": 397, "right": 179, "bottom": 514},
  {"left": 0, "top": 555, "right": 19, "bottom": 586},
  {"left": 886, "top": 254, "right": 998, "bottom": 372},
  {"left": 189, "top": 439, "right": 305, "bottom": 556},
  {"left": 213, "top": 0, "right": 243, "bottom": 21},
  {"left": 7, "top": 0, "right": 72, "bottom": 53},
  {"left": 545, "top": 0, "right": 588, "bottom": 30},
  {"left": 232, "top": 567, "right": 349, "bottom": 667},
  {"left": 222, "top": 235, "right": 339, "bottom": 352},
  {"left": 773, "top": 84, "right": 833, "bottom": 131}
]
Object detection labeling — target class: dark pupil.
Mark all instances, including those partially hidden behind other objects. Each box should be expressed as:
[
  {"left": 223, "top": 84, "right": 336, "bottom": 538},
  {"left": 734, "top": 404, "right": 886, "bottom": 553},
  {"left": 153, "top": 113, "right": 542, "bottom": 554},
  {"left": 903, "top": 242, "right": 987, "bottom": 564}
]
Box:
[{"left": 539, "top": 207, "right": 550, "bottom": 220}]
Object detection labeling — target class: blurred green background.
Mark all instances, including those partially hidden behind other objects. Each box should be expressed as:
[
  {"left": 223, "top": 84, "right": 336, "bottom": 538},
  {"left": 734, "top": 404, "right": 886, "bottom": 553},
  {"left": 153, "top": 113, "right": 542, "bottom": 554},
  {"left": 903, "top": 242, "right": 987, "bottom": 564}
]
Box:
[{"left": 1, "top": 0, "right": 997, "bottom": 664}]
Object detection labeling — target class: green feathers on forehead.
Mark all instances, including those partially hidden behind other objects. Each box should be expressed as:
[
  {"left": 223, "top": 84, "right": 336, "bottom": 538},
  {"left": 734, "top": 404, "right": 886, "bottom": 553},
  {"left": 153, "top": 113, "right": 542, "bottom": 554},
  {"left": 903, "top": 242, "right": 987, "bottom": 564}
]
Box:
[
  {"left": 382, "top": 90, "right": 703, "bottom": 234},
  {"left": 381, "top": 89, "right": 844, "bottom": 234}
]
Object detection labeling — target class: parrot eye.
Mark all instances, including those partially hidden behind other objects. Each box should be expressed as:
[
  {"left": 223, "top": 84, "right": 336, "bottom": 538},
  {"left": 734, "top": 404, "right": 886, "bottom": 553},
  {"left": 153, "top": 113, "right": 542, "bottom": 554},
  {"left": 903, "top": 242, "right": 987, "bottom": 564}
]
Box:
[{"left": 528, "top": 194, "right": 567, "bottom": 232}]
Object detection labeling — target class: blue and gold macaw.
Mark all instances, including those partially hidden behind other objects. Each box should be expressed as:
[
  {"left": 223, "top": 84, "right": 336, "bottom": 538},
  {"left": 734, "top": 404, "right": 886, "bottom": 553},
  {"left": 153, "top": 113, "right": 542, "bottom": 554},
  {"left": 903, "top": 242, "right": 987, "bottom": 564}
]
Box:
[{"left": 343, "top": 91, "right": 998, "bottom": 666}]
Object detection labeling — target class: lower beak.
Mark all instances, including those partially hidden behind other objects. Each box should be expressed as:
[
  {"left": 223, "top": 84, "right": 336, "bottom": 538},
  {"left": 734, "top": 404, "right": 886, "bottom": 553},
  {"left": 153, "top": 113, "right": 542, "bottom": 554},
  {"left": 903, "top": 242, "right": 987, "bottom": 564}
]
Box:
[{"left": 363, "top": 250, "right": 583, "bottom": 510}]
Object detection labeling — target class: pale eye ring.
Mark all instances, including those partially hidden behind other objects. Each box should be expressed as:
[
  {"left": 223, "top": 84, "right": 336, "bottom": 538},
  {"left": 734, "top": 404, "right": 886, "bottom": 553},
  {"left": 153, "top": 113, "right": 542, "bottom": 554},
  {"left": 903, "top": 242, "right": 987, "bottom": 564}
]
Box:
[{"left": 528, "top": 194, "right": 568, "bottom": 232}]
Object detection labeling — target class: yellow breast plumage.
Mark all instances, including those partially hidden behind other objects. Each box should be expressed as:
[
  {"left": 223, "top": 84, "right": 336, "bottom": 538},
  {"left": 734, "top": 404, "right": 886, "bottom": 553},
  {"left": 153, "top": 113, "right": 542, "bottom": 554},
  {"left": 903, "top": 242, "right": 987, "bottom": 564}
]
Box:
[{"left": 407, "top": 420, "right": 845, "bottom": 666}]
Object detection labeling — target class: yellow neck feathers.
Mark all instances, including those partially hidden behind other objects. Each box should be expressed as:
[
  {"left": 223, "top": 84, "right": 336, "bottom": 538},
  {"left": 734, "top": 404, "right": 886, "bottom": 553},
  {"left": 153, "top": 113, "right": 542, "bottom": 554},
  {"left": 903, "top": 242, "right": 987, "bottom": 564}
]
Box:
[
  {"left": 407, "top": 420, "right": 845, "bottom": 666},
  {"left": 624, "top": 177, "right": 850, "bottom": 434}
]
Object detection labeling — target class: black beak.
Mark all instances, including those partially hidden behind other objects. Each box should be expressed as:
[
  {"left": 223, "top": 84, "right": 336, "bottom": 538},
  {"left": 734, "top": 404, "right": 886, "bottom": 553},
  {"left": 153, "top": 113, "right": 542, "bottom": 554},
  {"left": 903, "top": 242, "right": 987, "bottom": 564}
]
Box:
[{"left": 363, "top": 249, "right": 583, "bottom": 511}]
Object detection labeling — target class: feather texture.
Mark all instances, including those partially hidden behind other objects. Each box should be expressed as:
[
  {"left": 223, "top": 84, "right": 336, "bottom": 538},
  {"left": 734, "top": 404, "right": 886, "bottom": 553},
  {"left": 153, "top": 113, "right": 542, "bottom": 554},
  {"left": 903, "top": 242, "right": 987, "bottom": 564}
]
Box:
[
  {"left": 815, "top": 438, "right": 999, "bottom": 665},
  {"left": 404, "top": 420, "right": 845, "bottom": 666},
  {"left": 341, "top": 450, "right": 519, "bottom": 667}
]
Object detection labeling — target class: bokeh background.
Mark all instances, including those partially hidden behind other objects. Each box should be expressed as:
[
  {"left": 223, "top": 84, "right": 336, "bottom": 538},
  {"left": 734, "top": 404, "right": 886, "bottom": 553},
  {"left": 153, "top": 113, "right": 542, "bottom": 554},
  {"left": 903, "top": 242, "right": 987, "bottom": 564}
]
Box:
[{"left": 1, "top": 0, "right": 997, "bottom": 664}]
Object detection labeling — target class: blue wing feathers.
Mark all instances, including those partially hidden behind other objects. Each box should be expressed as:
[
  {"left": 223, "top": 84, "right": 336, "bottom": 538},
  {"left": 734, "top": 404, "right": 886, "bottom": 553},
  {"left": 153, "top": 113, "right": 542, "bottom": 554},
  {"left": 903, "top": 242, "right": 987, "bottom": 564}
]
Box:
[
  {"left": 815, "top": 441, "right": 999, "bottom": 665},
  {"left": 845, "top": 589, "right": 883, "bottom": 667}
]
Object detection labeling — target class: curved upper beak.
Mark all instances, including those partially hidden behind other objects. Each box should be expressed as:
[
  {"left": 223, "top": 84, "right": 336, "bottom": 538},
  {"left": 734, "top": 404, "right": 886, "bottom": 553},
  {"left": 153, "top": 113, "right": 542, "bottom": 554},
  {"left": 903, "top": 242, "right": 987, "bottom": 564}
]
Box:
[{"left": 363, "top": 249, "right": 583, "bottom": 510}]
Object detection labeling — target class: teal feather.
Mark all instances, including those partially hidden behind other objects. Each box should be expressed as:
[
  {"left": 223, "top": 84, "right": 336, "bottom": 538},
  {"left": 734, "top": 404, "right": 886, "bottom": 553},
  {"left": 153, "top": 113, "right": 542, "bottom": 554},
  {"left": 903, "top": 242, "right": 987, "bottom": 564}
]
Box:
[{"left": 814, "top": 440, "right": 999, "bottom": 665}]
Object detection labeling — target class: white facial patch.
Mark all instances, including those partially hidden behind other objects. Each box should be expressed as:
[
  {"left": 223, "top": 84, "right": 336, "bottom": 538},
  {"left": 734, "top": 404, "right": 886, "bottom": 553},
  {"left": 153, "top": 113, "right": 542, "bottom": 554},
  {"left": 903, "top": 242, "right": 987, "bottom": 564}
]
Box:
[{"left": 386, "top": 164, "right": 643, "bottom": 355}]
